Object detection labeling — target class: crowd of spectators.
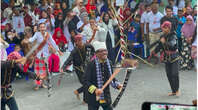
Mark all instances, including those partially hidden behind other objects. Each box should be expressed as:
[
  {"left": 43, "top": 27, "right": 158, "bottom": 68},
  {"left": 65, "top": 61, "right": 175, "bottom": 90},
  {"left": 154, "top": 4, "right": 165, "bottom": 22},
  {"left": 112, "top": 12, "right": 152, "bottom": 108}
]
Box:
[{"left": 1, "top": 0, "right": 197, "bottom": 73}]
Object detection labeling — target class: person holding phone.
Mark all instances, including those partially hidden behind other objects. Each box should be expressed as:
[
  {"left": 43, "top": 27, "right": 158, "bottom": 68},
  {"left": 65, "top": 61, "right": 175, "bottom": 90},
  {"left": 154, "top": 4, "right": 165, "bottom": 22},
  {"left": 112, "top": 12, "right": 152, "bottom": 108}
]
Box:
[{"left": 150, "top": 21, "right": 180, "bottom": 96}]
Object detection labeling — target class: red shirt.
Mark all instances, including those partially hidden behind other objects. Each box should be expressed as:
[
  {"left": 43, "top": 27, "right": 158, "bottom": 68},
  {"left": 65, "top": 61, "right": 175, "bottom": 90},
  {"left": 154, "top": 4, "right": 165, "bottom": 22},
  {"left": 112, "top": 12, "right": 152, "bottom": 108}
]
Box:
[{"left": 48, "top": 53, "right": 60, "bottom": 72}]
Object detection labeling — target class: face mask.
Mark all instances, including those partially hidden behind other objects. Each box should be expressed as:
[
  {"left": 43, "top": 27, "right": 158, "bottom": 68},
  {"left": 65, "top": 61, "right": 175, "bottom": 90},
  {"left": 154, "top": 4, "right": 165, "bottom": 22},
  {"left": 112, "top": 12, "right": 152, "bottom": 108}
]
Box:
[{"left": 8, "top": 35, "right": 13, "bottom": 39}]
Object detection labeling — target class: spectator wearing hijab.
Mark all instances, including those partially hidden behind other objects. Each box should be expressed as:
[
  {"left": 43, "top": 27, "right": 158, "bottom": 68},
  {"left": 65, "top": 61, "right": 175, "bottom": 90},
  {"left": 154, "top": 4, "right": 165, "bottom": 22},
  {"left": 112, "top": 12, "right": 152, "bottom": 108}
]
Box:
[
  {"left": 180, "top": 15, "right": 196, "bottom": 70},
  {"left": 52, "top": 27, "right": 67, "bottom": 51}
]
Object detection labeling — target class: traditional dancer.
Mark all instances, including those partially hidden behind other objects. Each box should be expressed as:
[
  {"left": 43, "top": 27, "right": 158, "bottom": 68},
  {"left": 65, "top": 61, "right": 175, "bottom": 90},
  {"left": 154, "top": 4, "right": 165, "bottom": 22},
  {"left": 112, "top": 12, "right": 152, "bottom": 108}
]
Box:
[
  {"left": 23, "top": 23, "right": 63, "bottom": 90},
  {"left": 150, "top": 21, "right": 180, "bottom": 96},
  {"left": 84, "top": 41, "right": 122, "bottom": 110},
  {"left": 61, "top": 34, "right": 95, "bottom": 102},
  {"left": 1, "top": 58, "right": 38, "bottom": 110}
]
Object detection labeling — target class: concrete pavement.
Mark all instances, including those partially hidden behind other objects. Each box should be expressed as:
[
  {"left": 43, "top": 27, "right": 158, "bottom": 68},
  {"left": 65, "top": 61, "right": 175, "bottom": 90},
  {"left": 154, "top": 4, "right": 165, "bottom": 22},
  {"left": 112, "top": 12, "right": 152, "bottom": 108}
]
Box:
[{"left": 12, "top": 62, "right": 197, "bottom": 110}]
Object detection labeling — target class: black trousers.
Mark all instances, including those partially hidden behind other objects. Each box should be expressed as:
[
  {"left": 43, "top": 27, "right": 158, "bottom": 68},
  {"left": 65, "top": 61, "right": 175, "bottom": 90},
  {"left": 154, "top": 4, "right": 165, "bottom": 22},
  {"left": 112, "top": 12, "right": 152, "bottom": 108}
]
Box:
[
  {"left": 165, "top": 61, "right": 179, "bottom": 93},
  {"left": 75, "top": 70, "right": 84, "bottom": 94},
  {"left": 88, "top": 103, "right": 113, "bottom": 110},
  {"left": 75, "top": 69, "right": 88, "bottom": 102},
  {"left": 1, "top": 97, "right": 18, "bottom": 110}
]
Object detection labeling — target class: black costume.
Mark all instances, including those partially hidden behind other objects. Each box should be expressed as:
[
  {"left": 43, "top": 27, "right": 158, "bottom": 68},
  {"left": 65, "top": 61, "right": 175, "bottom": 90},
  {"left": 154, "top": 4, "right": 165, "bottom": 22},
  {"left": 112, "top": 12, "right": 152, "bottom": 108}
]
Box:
[
  {"left": 62, "top": 44, "right": 95, "bottom": 101},
  {"left": 1, "top": 60, "right": 37, "bottom": 110},
  {"left": 153, "top": 32, "right": 180, "bottom": 93},
  {"left": 84, "top": 59, "right": 120, "bottom": 110}
]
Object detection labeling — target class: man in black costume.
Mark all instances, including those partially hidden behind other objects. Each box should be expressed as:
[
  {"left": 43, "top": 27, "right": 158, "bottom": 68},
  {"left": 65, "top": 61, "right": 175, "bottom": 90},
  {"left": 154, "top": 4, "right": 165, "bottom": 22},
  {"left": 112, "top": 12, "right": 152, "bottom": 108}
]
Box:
[
  {"left": 62, "top": 34, "right": 95, "bottom": 102},
  {"left": 1, "top": 58, "right": 38, "bottom": 110},
  {"left": 84, "top": 41, "right": 122, "bottom": 110}
]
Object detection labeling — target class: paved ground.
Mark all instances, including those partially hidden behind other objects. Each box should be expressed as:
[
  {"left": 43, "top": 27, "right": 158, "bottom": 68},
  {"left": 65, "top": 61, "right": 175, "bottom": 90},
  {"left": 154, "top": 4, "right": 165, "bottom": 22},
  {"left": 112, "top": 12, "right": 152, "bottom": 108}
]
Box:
[{"left": 11, "top": 52, "right": 197, "bottom": 110}]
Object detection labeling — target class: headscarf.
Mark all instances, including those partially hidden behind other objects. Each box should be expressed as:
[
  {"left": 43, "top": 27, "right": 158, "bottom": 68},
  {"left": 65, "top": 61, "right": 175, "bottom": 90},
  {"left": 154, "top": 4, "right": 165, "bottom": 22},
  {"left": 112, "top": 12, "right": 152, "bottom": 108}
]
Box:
[
  {"left": 52, "top": 27, "right": 67, "bottom": 45},
  {"left": 161, "top": 21, "right": 172, "bottom": 29},
  {"left": 181, "top": 15, "right": 196, "bottom": 38}
]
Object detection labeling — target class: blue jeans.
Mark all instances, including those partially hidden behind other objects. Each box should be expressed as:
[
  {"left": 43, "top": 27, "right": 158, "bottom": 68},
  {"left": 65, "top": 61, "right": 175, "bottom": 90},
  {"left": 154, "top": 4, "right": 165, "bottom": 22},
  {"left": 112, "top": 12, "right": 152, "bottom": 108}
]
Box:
[{"left": 1, "top": 97, "right": 18, "bottom": 110}]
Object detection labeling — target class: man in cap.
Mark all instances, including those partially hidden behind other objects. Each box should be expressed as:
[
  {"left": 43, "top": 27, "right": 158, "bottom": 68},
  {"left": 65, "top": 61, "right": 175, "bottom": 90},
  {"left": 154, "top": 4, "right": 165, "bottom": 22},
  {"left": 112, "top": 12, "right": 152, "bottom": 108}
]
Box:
[
  {"left": 84, "top": 41, "right": 122, "bottom": 110},
  {"left": 62, "top": 34, "right": 95, "bottom": 102}
]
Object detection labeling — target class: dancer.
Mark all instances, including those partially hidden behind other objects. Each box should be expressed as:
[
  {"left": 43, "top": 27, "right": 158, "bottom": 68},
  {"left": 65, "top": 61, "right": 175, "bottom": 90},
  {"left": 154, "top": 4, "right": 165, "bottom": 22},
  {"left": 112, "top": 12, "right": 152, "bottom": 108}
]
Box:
[
  {"left": 150, "top": 21, "right": 180, "bottom": 96},
  {"left": 84, "top": 41, "right": 122, "bottom": 110},
  {"left": 23, "top": 23, "right": 62, "bottom": 90},
  {"left": 1, "top": 58, "right": 38, "bottom": 110},
  {"left": 62, "top": 34, "right": 95, "bottom": 102}
]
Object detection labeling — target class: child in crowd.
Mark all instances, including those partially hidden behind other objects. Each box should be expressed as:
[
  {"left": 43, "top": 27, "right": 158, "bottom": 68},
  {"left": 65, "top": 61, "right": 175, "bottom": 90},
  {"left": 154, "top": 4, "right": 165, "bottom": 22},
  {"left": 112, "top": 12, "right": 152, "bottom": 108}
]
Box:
[
  {"left": 7, "top": 45, "right": 22, "bottom": 60},
  {"left": 48, "top": 45, "right": 60, "bottom": 73},
  {"left": 52, "top": 27, "right": 67, "bottom": 52},
  {"left": 128, "top": 14, "right": 142, "bottom": 57}
]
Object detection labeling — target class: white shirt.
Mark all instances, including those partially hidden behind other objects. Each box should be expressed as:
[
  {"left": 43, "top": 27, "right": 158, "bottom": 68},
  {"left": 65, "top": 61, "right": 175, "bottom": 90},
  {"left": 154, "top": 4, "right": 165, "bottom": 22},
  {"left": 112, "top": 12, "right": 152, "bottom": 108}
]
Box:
[
  {"left": 72, "top": 7, "right": 80, "bottom": 17},
  {"left": 3, "top": 7, "right": 12, "bottom": 22},
  {"left": 98, "top": 19, "right": 118, "bottom": 47},
  {"left": 28, "top": 10, "right": 39, "bottom": 25},
  {"left": 81, "top": 24, "right": 105, "bottom": 44},
  {"left": 29, "top": 32, "right": 59, "bottom": 59},
  {"left": 178, "top": 0, "right": 185, "bottom": 9},
  {"left": 147, "top": 11, "right": 164, "bottom": 33},
  {"left": 12, "top": 15, "right": 25, "bottom": 33},
  {"left": 141, "top": 11, "right": 151, "bottom": 34},
  {"left": 0, "top": 42, "right": 9, "bottom": 61}
]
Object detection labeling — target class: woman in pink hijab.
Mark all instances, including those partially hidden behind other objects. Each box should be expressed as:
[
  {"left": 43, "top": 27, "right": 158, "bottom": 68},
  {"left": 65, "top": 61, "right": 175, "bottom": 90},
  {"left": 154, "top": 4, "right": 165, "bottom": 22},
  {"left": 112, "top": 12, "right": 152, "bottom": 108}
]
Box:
[{"left": 180, "top": 15, "right": 196, "bottom": 70}]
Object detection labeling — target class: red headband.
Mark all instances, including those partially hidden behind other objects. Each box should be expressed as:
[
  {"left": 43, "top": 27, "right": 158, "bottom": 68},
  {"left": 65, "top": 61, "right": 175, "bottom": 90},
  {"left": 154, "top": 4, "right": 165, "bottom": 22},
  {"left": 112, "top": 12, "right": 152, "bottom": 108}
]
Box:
[
  {"left": 161, "top": 21, "right": 172, "bottom": 29},
  {"left": 74, "top": 34, "right": 83, "bottom": 42}
]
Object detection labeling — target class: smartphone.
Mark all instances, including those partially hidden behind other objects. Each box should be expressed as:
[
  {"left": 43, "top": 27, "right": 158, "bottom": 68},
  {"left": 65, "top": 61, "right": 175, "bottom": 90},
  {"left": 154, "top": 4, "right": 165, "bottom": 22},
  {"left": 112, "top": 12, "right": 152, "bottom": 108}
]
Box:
[{"left": 142, "top": 102, "right": 197, "bottom": 110}]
